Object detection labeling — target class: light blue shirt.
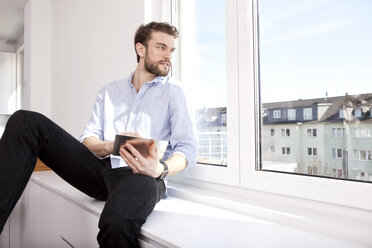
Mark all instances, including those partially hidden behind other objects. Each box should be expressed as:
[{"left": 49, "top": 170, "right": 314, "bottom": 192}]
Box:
[{"left": 79, "top": 73, "right": 197, "bottom": 169}]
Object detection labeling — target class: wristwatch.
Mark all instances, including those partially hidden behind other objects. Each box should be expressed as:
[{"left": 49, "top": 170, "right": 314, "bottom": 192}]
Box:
[{"left": 158, "top": 161, "right": 169, "bottom": 179}]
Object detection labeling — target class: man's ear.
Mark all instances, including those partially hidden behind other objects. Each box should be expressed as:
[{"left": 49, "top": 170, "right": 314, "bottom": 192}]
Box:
[{"left": 135, "top": 43, "right": 146, "bottom": 59}]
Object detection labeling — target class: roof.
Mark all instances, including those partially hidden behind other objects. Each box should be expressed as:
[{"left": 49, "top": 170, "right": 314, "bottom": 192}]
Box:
[{"left": 262, "top": 93, "right": 372, "bottom": 124}]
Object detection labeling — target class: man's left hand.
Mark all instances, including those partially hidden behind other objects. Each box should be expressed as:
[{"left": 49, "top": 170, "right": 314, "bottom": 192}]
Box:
[{"left": 119, "top": 143, "right": 163, "bottom": 178}]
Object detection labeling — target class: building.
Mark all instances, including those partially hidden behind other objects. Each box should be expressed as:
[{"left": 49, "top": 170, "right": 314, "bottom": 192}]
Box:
[{"left": 262, "top": 93, "right": 372, "bottom": 181}]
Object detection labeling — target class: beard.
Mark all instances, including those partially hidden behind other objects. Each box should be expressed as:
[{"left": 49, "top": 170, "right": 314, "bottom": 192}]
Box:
[{"left": 144, "top": 53, "right": 171, "bottom": 77}]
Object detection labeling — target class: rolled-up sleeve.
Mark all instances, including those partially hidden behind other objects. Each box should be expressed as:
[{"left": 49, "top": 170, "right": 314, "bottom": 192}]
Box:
[
  {"left": 168, "top": 85, "right": 197, "bottom": 167},
  {"left": 79, "top": 88, "right": 105, "bottom": 143}
]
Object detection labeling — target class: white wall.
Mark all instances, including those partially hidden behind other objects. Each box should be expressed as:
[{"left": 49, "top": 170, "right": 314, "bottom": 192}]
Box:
[
  {"left": 23, "top": 0, "right": 157, "bottom": 137},
  {"left": 0, "top": 52, "right": 16, "bottom": 114},
  {"left": 23, "top": 0, "right": 51, "bottom": 116},
  {"left": 50, "top": 0, "right": 147, "bottom": 137}
]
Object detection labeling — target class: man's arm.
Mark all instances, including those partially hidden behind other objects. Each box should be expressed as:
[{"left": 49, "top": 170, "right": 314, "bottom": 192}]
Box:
[{"left": 82, "top": 136, "right": 114, "bottom": 158}]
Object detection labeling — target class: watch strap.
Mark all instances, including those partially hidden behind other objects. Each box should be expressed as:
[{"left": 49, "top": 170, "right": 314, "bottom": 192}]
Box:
[{"left": 159, "top": 161, "right": 169, "bottom": 179}]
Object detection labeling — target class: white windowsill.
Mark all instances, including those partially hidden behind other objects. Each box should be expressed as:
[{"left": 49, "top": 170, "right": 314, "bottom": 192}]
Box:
[{"left": 30, "top": 171, "right": 372, "bottom": 247}]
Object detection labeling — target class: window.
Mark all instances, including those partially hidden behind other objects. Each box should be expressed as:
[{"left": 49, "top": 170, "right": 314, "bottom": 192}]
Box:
[
  {"left": 270, "top": 146, "right": 275, "bottom": 153},
  {"left": 174, "top": 0, "right": 372, "bottom": 211},
  {"left": 332, "top": 128, "right": 345, "bottom": 138},
  {"left": 281, "top": 147, "right": 290, "bottom": 156},
  {"left": 355, "top": 108, "right": 362, "bottom": 118},
  {"left": 273, "top": 110, "right": 281, "bottom": 119},
  {"left": 339, "top": 109, "right": 345, "bottom": 118},
  {"left": 257, "top": 0, "right": 372, "bottom": 187},
  {"left": 281, "top": 128, "right": 290, "bottom": 137},
  {"left": 221, "top": 113, "right": 227, "bottom": 125},
  {"left": 355, "top": 128, "right": 371, "bottom": 138},
  {"left": 303, "top": 108, "right": 312, "bottom": 120},
  {"left": 354, "top": 171, "right": 370, "bottom": 181},
  {"left": 307, "top": 147, "right": 317, "bottom": 157},
  {"left": 270, "top": 129, "right": 275, "bottom": 136},
  {"left": 287, "top": 109, "right": 296, "bottom": 120},
  {"left": 332, "top": 169, "right": 344, "bottom": 178},
  {"left": 307, "top": 128, "right": 317, "bottom": 137},
  {"left": 332, "top": 148, "right": 343, "bottom": 159},
  {"left": 177, "top": 0, "right": 227, "bottom": 167},
  {"left": 175, "top": 0, "right": 240, "bottom": 185},
  {"left": 354, "top": 149, "right": 372, "bottom": 161}
]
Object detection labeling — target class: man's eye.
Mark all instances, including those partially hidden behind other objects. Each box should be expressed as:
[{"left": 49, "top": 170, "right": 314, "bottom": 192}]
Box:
[{"left": 158, "top": 46, "right": 165, "bottom": 50}]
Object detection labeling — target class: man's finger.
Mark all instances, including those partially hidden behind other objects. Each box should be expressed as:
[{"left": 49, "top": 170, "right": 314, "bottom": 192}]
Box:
[
  {"left": 124, "top": 143, "right": 144, "bottom": 162},
  {"left": 120, "top": 147, "right": 140, "bottom": 173}
]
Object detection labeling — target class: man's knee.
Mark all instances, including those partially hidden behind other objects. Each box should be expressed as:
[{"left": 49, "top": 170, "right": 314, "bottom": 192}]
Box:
[
  {"left": 7, "top": 110, "right": 45, "bottom": 129},
  {"left": 9, "top": 110, "right": 40, "bottom": 124}
]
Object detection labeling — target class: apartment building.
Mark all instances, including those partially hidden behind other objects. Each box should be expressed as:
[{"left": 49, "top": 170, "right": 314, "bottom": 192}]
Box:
[{"left": 262, "top": 93, "right": 372, "bottom": 181}]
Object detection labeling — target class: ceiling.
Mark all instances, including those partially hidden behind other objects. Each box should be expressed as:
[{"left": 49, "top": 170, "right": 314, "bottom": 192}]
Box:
[{"left": 0, "top": 0, "right": 29, "bottom": 44}]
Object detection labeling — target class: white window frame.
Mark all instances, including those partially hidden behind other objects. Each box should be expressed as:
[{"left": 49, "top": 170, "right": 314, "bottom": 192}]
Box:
[
  {"left": 306, "top": 128, "right": 317, "bottom": 137},
  {"left": 355, "top": 108, "right": 362, "bottom": 118},
  {"left": 273, "top": 110, "right": 281, "bottom": 119},
  {"left": 332, "top": 148, "right": 343, "bottom": 159},
  {"left": 355, "top": 128, "right": 371, "bottom": 138},
  {"left": 238, "top": 0, "right": 372, "bottom": 211},
  {"left": 270, "top": 128, "right": 275, "bottom": 136},
  {"left": 303, "top": 108, "right": 312, "bottom": 120},
  {"left": 281, "top": 128, "right": 290, "bottom": 137},
  {"left": 270, "top": 145, "right": 275, "bottom": 153},
  {"left": 287, "top": 109, "right": 295, "bottom": 120},
  {"left": 307, "top": 147, "right": 317, "bottom": 157},
  {"left": 339, "top": 109, "right": 345, "bottom": 118},
  {"left": 354, "top": 149, "right": 372, "bottom": 161},
  {"left": 170, "top": 0, "right": 372, "bottom": 212},
  {"left": 172, "top": 0, "right": 240, "bottom": 186},
  {"left": 281, "top": 147, "right": 290, "bottom": 156},
  {"left": 332, "top": 127, "right": 344, "bottom": 138}
]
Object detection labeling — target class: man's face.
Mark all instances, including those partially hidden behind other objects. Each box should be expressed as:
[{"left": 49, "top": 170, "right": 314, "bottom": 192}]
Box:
[{"left": 143, "top": 31, "right": 176, "bottom": 77}]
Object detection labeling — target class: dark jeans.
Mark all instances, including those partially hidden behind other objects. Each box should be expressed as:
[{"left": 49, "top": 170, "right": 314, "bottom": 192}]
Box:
[{"left": 0, "top": 110, "right": 165, "bottom": 248}]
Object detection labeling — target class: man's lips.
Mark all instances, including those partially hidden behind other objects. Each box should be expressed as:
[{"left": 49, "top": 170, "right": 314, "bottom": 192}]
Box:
[{"left": 160, "top": 61, "right": 170, "bottom": 67}]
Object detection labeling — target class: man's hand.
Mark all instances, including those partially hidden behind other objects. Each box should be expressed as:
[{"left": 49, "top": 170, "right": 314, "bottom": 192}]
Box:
[{"left": 119, "top": 142, "right": 163, "bottom": 178}]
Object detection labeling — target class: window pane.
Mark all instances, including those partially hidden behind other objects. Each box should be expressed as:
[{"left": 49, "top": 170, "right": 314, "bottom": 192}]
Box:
[
  {"left": 258, "top": 0, "right": 372, "bottom": 182},
  {"left": 179, "top": 0, "right": 227, "bottom": 166}
]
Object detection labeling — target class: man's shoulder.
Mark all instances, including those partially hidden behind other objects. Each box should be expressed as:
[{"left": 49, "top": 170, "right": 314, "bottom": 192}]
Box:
[
  {"left": 164, "top": 77, "right": 190, "bottom": 94},
  {"left": 100, "top": 77, "right": 129, "bottom": 93}
]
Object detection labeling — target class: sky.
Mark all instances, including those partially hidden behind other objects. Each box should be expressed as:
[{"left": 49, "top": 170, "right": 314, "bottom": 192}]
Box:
[
  {"left": 190, "top": 0, "right": 227, "bottom": 109},
  {"left": 259, "top": 0, "right": 372, "bottom": 103},
  {"left": 188, "top": 0, "right": 372, "bottom": 108}
]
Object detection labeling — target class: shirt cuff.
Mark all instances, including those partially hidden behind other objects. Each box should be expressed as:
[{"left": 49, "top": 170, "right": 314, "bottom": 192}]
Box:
[{"left": 79, "top": 133, "right": 100, "bottom": 143}]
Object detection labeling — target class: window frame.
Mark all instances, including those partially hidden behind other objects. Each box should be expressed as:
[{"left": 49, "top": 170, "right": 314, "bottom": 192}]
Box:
[
  {"left": 287, "top": 109, "right": 296, "bottom": 120},
  {"left": 171, "top": 0, "right": 240, "bottom": 186},
  {"left": 238, "top": 0, "right": 372, "bottom": 211},
  {"left": 273, "top": 110, "right": 281, "bottom": 119},
  {"left": 303, "top": 108, "right": 312, "bottom": 120},
  {"left": 355, "top": 108, "right": 362, "bottom": 118},
  {"left": 170, "top": 0, "right": 372, "bottom": 212}
]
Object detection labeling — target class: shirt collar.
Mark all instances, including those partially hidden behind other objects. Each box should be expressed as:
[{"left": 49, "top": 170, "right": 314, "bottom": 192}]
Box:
[{"left": 128, "top": 72, "right": 169, "bottom": 87}]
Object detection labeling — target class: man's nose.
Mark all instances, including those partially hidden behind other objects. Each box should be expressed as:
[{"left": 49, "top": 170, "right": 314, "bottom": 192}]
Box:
[{"left": 164, "top": 50, "right": 172, "bottom": 60}]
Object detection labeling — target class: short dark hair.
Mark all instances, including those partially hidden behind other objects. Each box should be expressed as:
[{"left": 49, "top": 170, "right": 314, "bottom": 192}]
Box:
[{"left": 134, "top": 22, "right": 179, "bottom": 62}]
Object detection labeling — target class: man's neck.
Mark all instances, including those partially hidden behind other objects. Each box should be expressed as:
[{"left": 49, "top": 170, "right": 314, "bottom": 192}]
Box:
[{"left": 132, "top": 64, "right": 156, "bottom": 92}]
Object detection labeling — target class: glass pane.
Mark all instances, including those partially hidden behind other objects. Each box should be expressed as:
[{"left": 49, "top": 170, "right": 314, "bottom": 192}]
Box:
[
  {"left": 179, "top": 0, "right": 227, "bottom": 166},
  {"left": 258, "top": 0, "right": 372, "bottom": 182}
]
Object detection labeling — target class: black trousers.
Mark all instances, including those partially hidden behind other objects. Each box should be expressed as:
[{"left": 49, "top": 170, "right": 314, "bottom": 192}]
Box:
[{"left": 0, "top": 110, "right": 165, "bottom": 247}]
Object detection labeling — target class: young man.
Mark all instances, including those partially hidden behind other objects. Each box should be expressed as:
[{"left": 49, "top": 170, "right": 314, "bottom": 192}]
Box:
[{"left": 0, "top": 22, "right": 197, "bottom": 247}]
